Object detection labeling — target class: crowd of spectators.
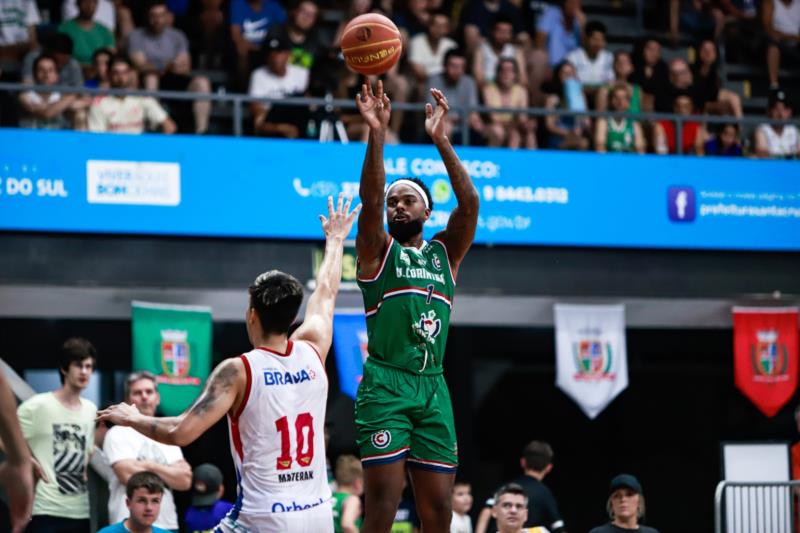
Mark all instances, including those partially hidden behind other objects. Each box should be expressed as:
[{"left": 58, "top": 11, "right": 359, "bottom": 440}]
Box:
[{"left": 0, "top": 0, "right": 798, "bottom": 157}]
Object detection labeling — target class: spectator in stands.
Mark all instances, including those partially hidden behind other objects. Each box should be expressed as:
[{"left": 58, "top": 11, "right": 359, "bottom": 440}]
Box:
[
  {"left": 17, "top": 338, "right": 97, "bottom": 533},
  {"left": 62, "top": 0, "right": 134, "bottom": 46},
  {"left": 22, "top": 32, "right": 84, "bottom": 87},
  {"left": 566, "top": 20, "right": 613, "bottom": 96},
  {"left": 332, "top": 455, "right": 363, "bottom": 533},
  {"left": 590, "top": 474, "right": 659, "bottom": 533},
  {"left": 482, "top": 58, "right": 535, "bottom": 149},
  {"left": 128, "top": 0, "right": 211, "bottom": 134},
  {"left": 18, "top": 54, "right": 80, "bottom": 129},
  {"left": 97, "top": 471, "right": 170, "bottom": 533},
  {"left": 654, "top": 92, "right": 704, "bottom": 154},
  {"left": 476, "top": 441, "right": 566, "bottom": 533},
  {"left": 0, "top": 0, "right": 40, "bottom": 76},
  {"left": 763, "top": 0, "right": 800, "bottom": 88},
  {"left": 755, "top": 87, "right": 799, "bottom": 158},
  {"left": 631, "top": 37, "right": 668, "bottom": 112},
  {"left": 462, "top": 0, "right": 525, "bottom": 54},
  {"left": 654, "top": 57, "right": 693, "bottom": 113},
  {"left": 408, "top": 10, "right": 456, "bottom": 84},
  {"left": 535, "top": 0, "right": 583, "bottom": 67},
  {"left": 692, "top": 39, "right": 743, "bottom": 117},
  {"left": 249, "top": 33, "right": 309, "bottom": 138},
  {"left": 595, "top": 83, "right": 645, "bottom": 153},
  {"left": 183, "top": 463, "right": 234, "bottom": 533},
  {"left": 273, "top": 0, "right": 323, "bottom": 72},
  {"left": 58, "top": 0, "right": 116, "bottom": 68},
  {"left": 230, "top": 0, "right": 287, "bottom": 87},
  {"left": 595, "top": 50, "right": 641, "bottom": 113},
  {"left": 394, "top": 0, "right": 430, "bottom": 38},
  {"left": 491, "top": 483, "right": 550, "bottom": 533},
  {"left": 698, "top": 122, "right": 743, "bottom": 156},
  {"left": 191, "top": 0, "right": 226, "bottom": 69},
  {"left": 88, "top": 55, "right": 176, "bottom": 133},
  {"left": 473, "top": 15, "right": 528, "bottom": 88},
  {"left": 103, "top": 371, "right": 191, "bottom": 532},
  {"left": 333, "top": 0, "right": 372, "bottom": 46},
  {"left": 669, "top": 0, "right": 725, "bottom": 43},
  {"left": 544, "top": 60, "right": 590, "bottom": 150},
  {"left": 719, "top": 0, "right": 760, "bottom": 63},
  {"left": 427, "top": 48, "right": 485, "bottom": 144},
  {"left": 451, "top": 480, "right": 473, "bottom": 533},
  {"left": 85, "top": 46, "right": 113, "bottom": 87}
]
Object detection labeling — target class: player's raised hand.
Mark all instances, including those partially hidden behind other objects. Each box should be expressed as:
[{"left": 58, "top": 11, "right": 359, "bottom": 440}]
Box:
[
  {"left": 425, "top": 88, "right": 450, "bottom": 143},
  {"left": 96, "top": 402, "right": 140, "bottom": 427},
  {"left": 320, "top": 193, "right": 361, "bottom": 240},
  {"left": 356, "top": 80, "right": 391, "bottom": 131}
]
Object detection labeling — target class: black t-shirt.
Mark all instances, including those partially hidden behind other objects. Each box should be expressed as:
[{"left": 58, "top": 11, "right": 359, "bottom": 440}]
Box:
[
  {"left": 483, "top": 475, "right": 566, "bottom": 533},
  {"left": 589, "top": 523, "right": 660, "bottom": 533}
]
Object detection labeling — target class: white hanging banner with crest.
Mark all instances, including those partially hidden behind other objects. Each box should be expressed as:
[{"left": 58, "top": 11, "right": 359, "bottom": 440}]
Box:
[{"left": 555, "top": 304, "right": 628, "bottom": 419}]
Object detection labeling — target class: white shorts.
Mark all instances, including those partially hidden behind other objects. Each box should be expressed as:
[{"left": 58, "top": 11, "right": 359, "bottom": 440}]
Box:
[{"left": 215, "top": 500, "right": 334, "bottom": 533}]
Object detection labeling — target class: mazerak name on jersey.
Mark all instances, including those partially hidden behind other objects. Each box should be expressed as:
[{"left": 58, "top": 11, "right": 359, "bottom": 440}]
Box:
[
  {"left": 395, "top": 267, "right": 445, "bottom": 284},
  {"left": 277, "top": 470, "right": 314, "bottom": 483}
]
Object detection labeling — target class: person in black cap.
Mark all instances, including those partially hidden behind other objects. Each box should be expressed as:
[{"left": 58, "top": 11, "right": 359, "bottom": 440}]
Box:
[
  {"left": 588, "top": 474, "right": 659, "bottom": 533},
  {"left": 755, "top": 87, "right": 799, "bottom": 159},
  {"left": 183, "top": 464, "right": 233, "bottom": 533}
]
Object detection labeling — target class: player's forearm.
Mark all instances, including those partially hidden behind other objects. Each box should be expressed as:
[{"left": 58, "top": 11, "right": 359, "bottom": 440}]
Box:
[
  {"left": 0, "top": 372, "right": 29, "bottom": 465},
  {"left": 360, "top": 129, "right": 387, "bottom": 208},
  {"left": 316, "top": 235, "right": 345, "bottom": 300},
  {"left": 435, "top": 139, "right": 479, "bottom": 212},
  {"left": 129, "top": 413, "right": 184, "bottom": 446}
]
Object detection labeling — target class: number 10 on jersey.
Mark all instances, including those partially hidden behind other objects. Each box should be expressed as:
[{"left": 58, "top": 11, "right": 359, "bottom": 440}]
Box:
[{"left": 275, "top": 413, "right": 315, "bottom": 470}]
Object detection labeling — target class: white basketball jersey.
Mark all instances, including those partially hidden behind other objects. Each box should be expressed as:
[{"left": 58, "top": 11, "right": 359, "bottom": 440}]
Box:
[{"left": 226, "top": 340, "right": 331, "bottom": 522}]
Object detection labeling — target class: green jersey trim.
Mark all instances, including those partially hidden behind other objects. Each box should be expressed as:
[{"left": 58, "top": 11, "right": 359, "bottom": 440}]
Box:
[
  {"left": 430, "top": 238, "right": 457, "bottom": 286},
  {"left": 356, "top": 236, "right": 395, "bottom": 283}
]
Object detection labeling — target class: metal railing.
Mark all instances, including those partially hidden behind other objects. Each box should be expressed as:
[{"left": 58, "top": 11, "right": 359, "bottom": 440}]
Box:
[
  {"left": 715, "top": 481, "right": 800, "bottom": 533},
  {"left": 2, "top": 82, "right": 798, "bottom": 155}
]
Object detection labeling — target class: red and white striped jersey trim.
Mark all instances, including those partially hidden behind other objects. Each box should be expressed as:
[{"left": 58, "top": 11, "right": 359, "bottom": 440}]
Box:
[
  {"left": 361, "top": 446, "right": 411, "bottom": 463},
  {"left": 406, "top": 457, "right": 458, "bottom": 470},
  {"left": 364, "top": 286, "right": 452, "bottom": 318}
]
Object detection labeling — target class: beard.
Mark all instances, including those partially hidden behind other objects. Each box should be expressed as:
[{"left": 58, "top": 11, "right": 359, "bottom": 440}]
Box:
[{"left": 388, "top": 218, "right": 424, "bottom": 242}]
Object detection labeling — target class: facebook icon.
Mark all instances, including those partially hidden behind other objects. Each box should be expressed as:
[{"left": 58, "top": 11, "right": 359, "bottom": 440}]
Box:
[{"left": 667, "top": 186, "right": 696, "bottom": 222}]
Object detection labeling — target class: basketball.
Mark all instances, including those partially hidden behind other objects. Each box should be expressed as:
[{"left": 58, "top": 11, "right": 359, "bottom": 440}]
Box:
[{"left": 341, "top": 13, "right": 402, "bottom": 76}]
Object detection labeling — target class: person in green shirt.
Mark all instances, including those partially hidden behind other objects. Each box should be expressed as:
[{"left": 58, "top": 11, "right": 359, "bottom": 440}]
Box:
[
  {"left": 354, "top": 81, "right": 480, "bottom": 533},
  {"left": 17, "top": 337, "right": 97, "bottom": 533},
  {"left": 58, "top": 0, "right": 115, "bottom": 66},
  {"left": 332, "top": 455, "right": 363, "bottom": 533},
  {"left": 595, "top": 84, "right": 645, "bottom": 154}
]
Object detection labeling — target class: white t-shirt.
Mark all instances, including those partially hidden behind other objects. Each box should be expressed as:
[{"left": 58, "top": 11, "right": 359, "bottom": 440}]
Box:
[
  {"left": 62, "top": 0, "right": 116, "bottom": 32},
  {"left": 566, "top": 48, "right": 614, "bottom": 86},
  {"left": 103, "top": 425, "right": 184, "bottom": 530},
  {"left": 0, "top": 0, "right": 40, "bottom": 46},
  {"left": 248, "top": 64, "right": 309, "bottom": 99},
  {"left": 17, "top": 393, "right": 96, "bottom": 519},
  {"left": 772, "top": 0, "right": 800, "bottom": 36},
  {"left": 409, "top": 34, "right": 456, "bottom": 78},
  {"left": 19, "top": 90, "right": 70, "bottom": 129},
  {"left": 478, "top": 41, "right": 517, "bottom": 83},
  {"left": 87, "top": 95, "right": 168, "bottom": 133},
  {"left": 450, "top": 511, "right": 473, "bottom": 533},
  {"left": 758, "top": 123, "right": 800, "bottom": 157}
]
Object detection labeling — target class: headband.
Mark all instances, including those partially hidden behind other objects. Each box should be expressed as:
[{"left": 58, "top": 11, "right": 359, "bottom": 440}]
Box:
[{"left": 385, "top": 179, "right": 430, "bottom": 209}]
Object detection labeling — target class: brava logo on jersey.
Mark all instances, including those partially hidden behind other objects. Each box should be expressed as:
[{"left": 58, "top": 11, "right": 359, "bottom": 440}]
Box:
[{"left": 263, "top": 366, "right": 317, "bottom": 386}]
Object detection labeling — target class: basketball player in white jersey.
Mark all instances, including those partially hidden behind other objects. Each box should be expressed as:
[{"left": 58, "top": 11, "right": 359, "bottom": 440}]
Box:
[{"left": 97, "top": 194, "right": 361, "bottom": 533}]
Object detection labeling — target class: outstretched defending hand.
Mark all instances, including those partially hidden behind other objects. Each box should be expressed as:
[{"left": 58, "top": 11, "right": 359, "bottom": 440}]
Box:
[
  {"left": 356, "top": 80, "right": 391, "bottom": 131},
  {"left": 425, "top": 88, "right": 449, "bottom": 143},
  {"left": 97, "top": 402, "right": 140, "bottom": 427},
  {"left": 320, "top": 192, "right": 361, "bottom": 240}
]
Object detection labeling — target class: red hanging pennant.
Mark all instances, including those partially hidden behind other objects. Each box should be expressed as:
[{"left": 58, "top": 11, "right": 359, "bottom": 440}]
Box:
[{"left": 734, "top": 307, "right": 799, "bottom": 418}]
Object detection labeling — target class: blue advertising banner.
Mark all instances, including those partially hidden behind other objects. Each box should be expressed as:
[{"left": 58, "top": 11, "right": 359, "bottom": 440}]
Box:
[
  {"left": 332, "top": 312, "right": 368, "bottom": 399},
  {"left": 0, "top": 128, "right": 798, "bottom": 250}
]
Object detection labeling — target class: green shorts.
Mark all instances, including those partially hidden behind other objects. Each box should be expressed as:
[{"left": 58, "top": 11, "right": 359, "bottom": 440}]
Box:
[{"left": 354, "top": 359, "right": 458, "bottom": 473}]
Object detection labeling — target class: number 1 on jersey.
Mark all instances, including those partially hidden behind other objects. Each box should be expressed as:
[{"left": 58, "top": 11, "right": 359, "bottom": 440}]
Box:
[
  {"left": 275, "top": 412, "right": 315, "bottom": 470},
  {"left": 425, "top": 284, "right": 434, "bottom": 305}
]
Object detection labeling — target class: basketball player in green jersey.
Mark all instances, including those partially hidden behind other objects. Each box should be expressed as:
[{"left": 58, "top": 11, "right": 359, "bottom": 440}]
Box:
[{"left": 354, "top": 80, "right": 480, "bottom": 533}]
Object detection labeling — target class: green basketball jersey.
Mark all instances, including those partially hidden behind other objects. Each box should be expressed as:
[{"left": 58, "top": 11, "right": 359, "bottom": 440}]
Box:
[
  {"left": 607, "top": 118, "right": 636, "bottom": 153},
  {"left": 357, "top": 238, "right": 455, "bottom": 375}
]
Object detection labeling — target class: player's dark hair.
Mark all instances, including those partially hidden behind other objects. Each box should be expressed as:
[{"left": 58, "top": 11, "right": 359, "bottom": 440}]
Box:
[
  {"left": 522, "top": 440, "right": 554, "bottom": 471},
  {"left": 126, "top": 471, "right": 165, "bottom": 498},
  {"left": 59, "top": 338, "right": 96, "bottom": 384},
  {"left": 249, "top": 270, "right": 304, "bottom": 335},
  {"left": 494, "top": 482, "right": 529, "bottom": 504},
  {"left": 389, "top": 177, "right": 434, "bottom": 211},
  {"left": 585, "top": 20, "right": 607, "bottom": 38}
]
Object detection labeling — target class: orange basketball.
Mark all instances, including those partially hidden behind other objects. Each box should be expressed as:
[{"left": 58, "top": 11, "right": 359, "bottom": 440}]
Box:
[{"left": 341, "top": 13, "right": 402, "bottom": 76}]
